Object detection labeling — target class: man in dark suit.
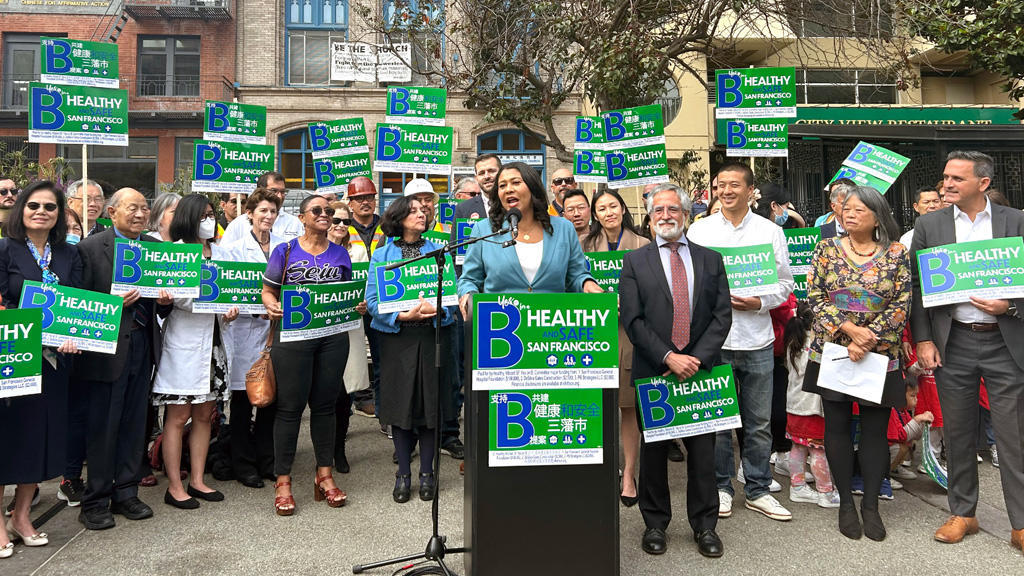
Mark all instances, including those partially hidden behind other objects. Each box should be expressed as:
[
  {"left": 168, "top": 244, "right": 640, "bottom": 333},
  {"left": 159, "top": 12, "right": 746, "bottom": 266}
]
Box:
[
  {"left": 911, "top": 151, "right": 1024, "bottom": 551},
  {"left": 620, "top": 184, "right": 732, "bottom": 558},
  {"left": 77, "top": 188, "right": 171, "bottom": 530},
  {"left": 453, "top": 154, "right": 501, "bottom": 221}
]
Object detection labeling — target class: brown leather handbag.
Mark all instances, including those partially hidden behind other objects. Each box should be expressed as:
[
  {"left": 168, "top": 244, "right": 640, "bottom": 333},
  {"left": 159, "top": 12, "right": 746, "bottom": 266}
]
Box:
[{"left": 245, "top": 239, "right": 292, "bottom": 408}]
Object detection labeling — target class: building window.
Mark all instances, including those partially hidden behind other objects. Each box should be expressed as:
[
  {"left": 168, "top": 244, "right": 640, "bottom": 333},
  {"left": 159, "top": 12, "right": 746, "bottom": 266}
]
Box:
[
  {"left": 175, "top": 138, "right": 195, "bottom": 178},
  {"left": 797, "top": 69, "right": 897, "bottom": 104},
  {"left": 285, "top": 0, "right": 349, "bottom": 86},
  {"left": 3, "top": 33, "right": 63, "bottom": 109},
  {"left": 478, "top": 129, "right": 546, "bottom": 183},
  {"left": 61, "top": 138, "right": 159, "bottom": 198},
  {"left": 137, "top": 36, "right": 200, "bottom": 97},
  {"left": 789, "top": 0, "right": 893, "bottom": 38},
  {"left": 279, "top": 129, "right": 317, "bottom": 191},
  {"left": 381, "top": 0, "right": 444, "bottom": 86}
]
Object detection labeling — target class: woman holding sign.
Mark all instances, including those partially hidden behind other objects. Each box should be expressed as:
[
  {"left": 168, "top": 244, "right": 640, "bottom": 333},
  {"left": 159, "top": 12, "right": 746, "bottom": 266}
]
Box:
[
  {"left": 222, "top": 188, "right": 284, "bottom": 487},
  {"left": 365, "top": 195, "right": 456, "bottom": 503},
  {"left": 262, "top": 195, "right": 351, "bottom": 515},
  {"left": 583, "top": 189, "right": 650, "bottom": 507},
  {"left": 0, "top": 180, "right": 81, "bottom": 552},
  {"left": 152, "top": 194, "right": 239, "bottom": 509},
  {"left": 802, "top": 185, "right": 910, "bottom": 542}
]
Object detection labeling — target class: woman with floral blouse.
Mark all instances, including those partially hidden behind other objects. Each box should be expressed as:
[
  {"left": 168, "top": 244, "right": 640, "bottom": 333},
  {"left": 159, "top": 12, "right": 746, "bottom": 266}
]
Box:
[{"left": 801, "top": 185, "right": 910, "bottom": 543}]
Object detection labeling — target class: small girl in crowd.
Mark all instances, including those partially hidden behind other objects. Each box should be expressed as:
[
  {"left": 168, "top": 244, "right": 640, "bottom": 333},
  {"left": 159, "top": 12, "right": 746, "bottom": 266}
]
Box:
[
  {"left": 783, "top": 303, "right": 840, "bottom": 508},
  {"left": 888, "top": 380, "right": 934, "bottom": 480}
]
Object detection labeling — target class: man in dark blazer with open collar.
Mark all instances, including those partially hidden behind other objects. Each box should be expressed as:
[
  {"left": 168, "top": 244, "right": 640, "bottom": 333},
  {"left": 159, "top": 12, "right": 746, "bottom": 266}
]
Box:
[
  {"left": 76, "top": 188, "right": 171, "bottom": 530},
  {"left": 911, "top": 151, "right": 1024, "bottom": 551},
  {"left": 454, "top": 154, "right": 501, "bottom": 221},
  {"left": 620, "top": 183, "right": 732, "bottom": 558}
]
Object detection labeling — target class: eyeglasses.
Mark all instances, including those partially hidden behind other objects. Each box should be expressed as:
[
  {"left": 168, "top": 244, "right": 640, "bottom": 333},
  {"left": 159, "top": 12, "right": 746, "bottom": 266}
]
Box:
[
  {"left": 564, "top": 206, "right": 588, "bottom": 215},
  {"left": 26, "top": 201, "right": 58, "bottom": 212},
  {"left": 267, "top": 187, "right": 286, "bottom": 194},
  {"left": 305, "top": 205, "right": 336, "bottom": 217},
  {"left": 332, "top": 217, "right": 352, "bottom": 226},
  {"left": 0, "top": 188, "right": 17, "bottom": 196},
  {"left": 349, "top": 196, "right": 376, "bottom": 204},
  {"left": 552, "top": 177, "right": 575, "bottom": 186},
  {"left": 202, "top": 211, "right": 216, "bottom": 219},
  {"left": 651, "top": 206, "right": 683, "bottom": 216}
]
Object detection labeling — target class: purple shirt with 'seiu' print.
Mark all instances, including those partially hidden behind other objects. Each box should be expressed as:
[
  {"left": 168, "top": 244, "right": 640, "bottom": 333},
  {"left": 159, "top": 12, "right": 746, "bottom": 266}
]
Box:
[{"left": 263, "top": 238, "right": 352, "bottom": 286}]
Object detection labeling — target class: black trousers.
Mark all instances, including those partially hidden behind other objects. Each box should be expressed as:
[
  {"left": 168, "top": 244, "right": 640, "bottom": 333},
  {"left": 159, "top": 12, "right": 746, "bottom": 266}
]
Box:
[
  {"left": 334, "top": 388, "right": 352, "bottom": 462},
  {"left": 63, "top": 375, "right": 89, "bottom": 480},
  {"left": 771, "top": 356, "right": 792, "bottom": 453},
  {"left": 82, "top": 330, "right": 152, "bottom": 511},
  {"left": 229, "top": 391, "right": 276, "bottom": 478},
  {"left": 638, "top": 428, "right": 718, "bottom": 533}
]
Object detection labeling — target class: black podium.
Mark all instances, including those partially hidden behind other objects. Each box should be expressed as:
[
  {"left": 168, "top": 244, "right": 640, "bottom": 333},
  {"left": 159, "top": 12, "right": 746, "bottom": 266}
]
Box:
[{"left": 462, "top": 324, "right": 620, "bottom": 576}]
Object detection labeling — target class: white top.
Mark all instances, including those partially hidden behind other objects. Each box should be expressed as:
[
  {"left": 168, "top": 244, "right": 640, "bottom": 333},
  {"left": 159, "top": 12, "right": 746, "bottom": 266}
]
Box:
[
  {"left": 515, "top": 239, "right": 544, "bottom": 284},
  {"left": 952, "top": 198, "right": 996, "bottom": 323},
  {"left": 687, "top": 208, "right": 796, "bottom": 350},
  {"left": 899, "top": 228, "right": 914, "bottom": 250},
  {"left": 219, "top": 210, "right": 303, "bottom": 246},
  {"left": 655, "top": 235, "right": 695, "bottom": 313}
]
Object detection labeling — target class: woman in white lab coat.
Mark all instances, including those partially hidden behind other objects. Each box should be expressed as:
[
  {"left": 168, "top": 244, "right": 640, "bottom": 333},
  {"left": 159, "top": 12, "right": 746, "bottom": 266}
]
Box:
[
  {"left": 221, "top": 189, "right": 283, "bottom": 487},
  {"left": 152, "top": 194, "right": 239, "bottom": 509}
]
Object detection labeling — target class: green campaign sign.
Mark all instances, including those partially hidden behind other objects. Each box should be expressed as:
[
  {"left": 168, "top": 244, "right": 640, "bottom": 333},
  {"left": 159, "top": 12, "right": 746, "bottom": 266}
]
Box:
[
  {"left": 602, "top": 104, "right": 665, "bottom": 148},
  {"left": 385, "top": 86, "right": 447, "bottom": 126},
  {"left": 636, "top": 365, "right": 741, "bottom": 441},
  {"left": 280, "top": 281, "right": 365, "bottom": 342},
  {"left": 438, "top": 201, "right": 459, "bottom": 229},
  {"left": 472, "top": 293, "right": 619, "bottom": 390},
  {"left": 351, "top": 261, "right": 370, "bottom": 283},
  {"left": 451, "top": 218, "right": 482, "bottom": 265},
  {"left": 725, "top": 119, "right": 788, "bottom": 157},
  {"left": 710, "top": 243, "right": 780, "bottom": 297},
  {"left": 715, "top": 66, "right": 797, "bottom": 119},
  {"left": 40, "top": 37, "right": 119, "bottom": 89},
  {"left": 29, "top": 82, "right": 128, "bottom": 146},
  {"left": 0, "top": 308, "right": 43, "bottom": 399},
  {"left": 374, "top": 123, "right": 453, "bottom": 175},
  {"left": 793, "top": 274, "right": 808, "bottom": 301},
  {"left": 584, "top": 251, "right": 627, "bottom": 292},
  {"left": 574, "top": 115, "right": 607, "bottom": 184},
  {"left": 828, "top": 141, "right": 910, "bottom": 194},
  {"left": 373, "top": 255, "right": 458, "bottom": 314},
  {"left": 19, "top": 281, "right": 123, "bottom": 354},
  {"left": 192, "top": 140, "right": 276, "bottom": 194},
  {"left": 204, "top": 100, "right": 267, "bottom": 145},
  {"left": 916, "top": 237, "right": 1024, "bottom": 307},
  {"left": 307, "top": 118, "right": 369, "bottom": 160},
  {"left": 111, "top": 238, "right": 203, "bottom": 298},
  {"left": 194, "top": 260, "right": 266, "bottom": 314},
  {"left": 488, "top": 388, "right": 604, "bottom": 467},
  {"left": 605, "top": 143, "right": 669, "bottom": 190},
  {"left": 784, "top": 227, "right": 821, "bottom": 275},
  {"left": 313, "top": 152, "right": 373, "bottom": 193}
]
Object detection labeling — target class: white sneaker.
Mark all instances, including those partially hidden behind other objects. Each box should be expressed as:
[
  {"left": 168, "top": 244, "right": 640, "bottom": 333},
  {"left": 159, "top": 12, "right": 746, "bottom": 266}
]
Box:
[
  {"left": 769, "top": 451, "right": 778, "bottom": 465},
  {"left": 991, "top": 446, "right": 1000, "bottom": 468},
  {"left": 769, "top": 479, "right": 782, "bottom": 493},
  {"left": 892, "top": 465, "right": 917, "bottom": 480},
  {"left": 789, "top": 484, "right": 818, "bottom": 504},
  {"left": 817, "top": 490, "right": 841, "bottom": 508},
  {"left": 890, "top": 478, "right": 903, "bottom": 490},
  {"left": 718, "top": 490, "right": 733, "bottom": 518},
  {"left": 745, "top": 494, "right": 792, "bottom": 521},
  {"left": 773, "top": 456, "right": 790, "bottom": 477},
  {"left": 805, "top": 472, "right": 815, "bottom": 484}
]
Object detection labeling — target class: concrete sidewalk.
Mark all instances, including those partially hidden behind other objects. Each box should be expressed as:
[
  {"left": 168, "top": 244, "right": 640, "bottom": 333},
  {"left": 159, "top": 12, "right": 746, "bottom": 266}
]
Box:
[{"left": 4, "top": 415, "right": 1021, "bottom": 576}]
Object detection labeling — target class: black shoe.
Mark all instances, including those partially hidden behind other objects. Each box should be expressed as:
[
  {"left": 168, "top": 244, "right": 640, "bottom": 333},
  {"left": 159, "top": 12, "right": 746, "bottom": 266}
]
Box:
[
  {"left": 335, "top": 450, "right": 350, "bottom": 474},
  {"left": 441, "top": 439, "right": 465, "bottom": 460},
  {"left": 187, "top": 485, "right": 225, "bottom": 502},
  {"left": 393, "top": 473, "right": 412, "bottom": 503},
  {"left": 694, "top": 529, "right": 724, "bottom": 558},
  {"left": 79, "top": 507, "right": 115, "bottom": 530},
  {"left": 667, "top": 441, "right": 685, "bottom": 462},
  {"left": 419, "top": 473, "right": 436, "bottom": 501},
  {"left": 839, "top": 503, "right": 863, "bottom": 540},
  {"left": 620, "top": 493, "right": 639, "bottom": 507},
  {"left": 164, "top": 490, "right": 200, "bottom": 510},
  {"left": 641, "top": 527, "right": 667, "bottom": 555},
  {"left": 260, "top": 471, "right": 277, "bottom": 482},
  {"left": 861, "top": 505, "right": 886, "bottom": 541},
  {"left": 58, "top": 478, "right": 85, "bottom": 507},
  {"left": 111, "top": 497, "right": 153, "bottom": 520},
  {"left": 237, "top": 474, "right": 265, "bottom": 489}
]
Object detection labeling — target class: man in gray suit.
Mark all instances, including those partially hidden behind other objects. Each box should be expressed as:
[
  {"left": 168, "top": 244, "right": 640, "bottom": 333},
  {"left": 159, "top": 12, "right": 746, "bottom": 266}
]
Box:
[{"left": 910, "top": 151, "right": 1024, "bottom": 552}]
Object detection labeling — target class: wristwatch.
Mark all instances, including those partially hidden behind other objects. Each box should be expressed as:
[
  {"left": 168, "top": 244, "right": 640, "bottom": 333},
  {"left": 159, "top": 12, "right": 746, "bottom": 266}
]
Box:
[{"left": 1007, "top": 302, "right": 1019, "bottom": 319}]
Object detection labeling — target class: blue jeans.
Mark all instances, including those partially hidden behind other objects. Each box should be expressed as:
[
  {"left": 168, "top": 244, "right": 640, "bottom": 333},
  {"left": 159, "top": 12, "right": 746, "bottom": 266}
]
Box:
[{"left": 715, "top": 345, "right": 774, "bottom": 499}]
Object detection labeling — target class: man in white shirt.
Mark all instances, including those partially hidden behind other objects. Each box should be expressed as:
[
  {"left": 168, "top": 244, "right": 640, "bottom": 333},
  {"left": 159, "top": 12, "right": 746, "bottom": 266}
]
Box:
[
  {"left": 687, "top": 163, "right": 796, "bottom": 522},
  {"left": 898, "top": 185, "right": 942, "bottom": 249},
  {"left": 220, "top": 171, "right": 303, "bottom": 244}
]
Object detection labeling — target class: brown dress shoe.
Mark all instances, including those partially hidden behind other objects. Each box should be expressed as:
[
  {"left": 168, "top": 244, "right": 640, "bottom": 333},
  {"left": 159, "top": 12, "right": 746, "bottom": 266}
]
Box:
[
  {"left": 934, "top": 516, "right": 980, "bottom": 543},
  {"left": 1011, "top": 528, "right": 1023, "bottom": 551}
]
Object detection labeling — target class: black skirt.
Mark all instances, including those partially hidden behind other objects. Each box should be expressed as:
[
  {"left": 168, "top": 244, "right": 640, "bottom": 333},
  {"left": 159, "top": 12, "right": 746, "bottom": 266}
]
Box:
[
  {"left": 0, "top": 355, "right": 69, "bottom": 485},
  {"left": 802, "top": 360, "right": 907, "bottom": 409},
  {"left": 378, "top": 324, "right": 454, "bottom": 430}
]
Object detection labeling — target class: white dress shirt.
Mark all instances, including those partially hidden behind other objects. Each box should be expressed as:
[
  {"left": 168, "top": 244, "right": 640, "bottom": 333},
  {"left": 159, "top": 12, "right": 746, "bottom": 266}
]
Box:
[
  {"left": 515, "top": 240, "right": 544, "bottom": 284},
  {"left": 655, "top": 235, "right": 695, "bottom": 313},
  {"left": 687, "top": 208, "right": 795, "bottom": 351},
  {"left": 952, "top": 198, "right": 996, "bottom": 323},
  {"left": 899, "top": 228, "right": 914, "bottom": 250},
  {"left": 220, "top": 209, "right": 303, "bottom": 245}
]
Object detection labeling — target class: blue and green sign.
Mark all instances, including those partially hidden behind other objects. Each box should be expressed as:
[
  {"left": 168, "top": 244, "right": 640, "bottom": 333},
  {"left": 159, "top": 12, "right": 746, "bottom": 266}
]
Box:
[
  {"left": 636, "top": 365, "right": 741, "bottom": 441},
  {"left": 192, "top": 140, "right": 276, "bottom": 194},
  {"left": 917, "top": 237, "right": 1024, "bottom": 307},
  {"left": 204, "top": 100, "right": 267, "bottom": 145},
  {"left": 489, "top": 388, "right": 604, "bottom": 467},
  {"left": 29, "top": 82, "right": 128, "bottom": 146},
  {"left": 280, "top": 281, "right": 365, "bottom": 342},
  {"left": 40, "top": 37, "right": 119, "bottom": 88}
]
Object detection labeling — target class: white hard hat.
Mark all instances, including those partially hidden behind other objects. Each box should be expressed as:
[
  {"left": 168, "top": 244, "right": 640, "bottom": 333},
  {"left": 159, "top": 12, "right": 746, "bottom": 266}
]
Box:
[{"left": 403, "top": 178, "right": 439, "bottom": 203}]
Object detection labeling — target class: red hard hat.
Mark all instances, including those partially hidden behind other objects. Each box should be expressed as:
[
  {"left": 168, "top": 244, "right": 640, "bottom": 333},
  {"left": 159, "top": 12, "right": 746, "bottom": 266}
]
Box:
[{"left": 347, "top": 176, "right": 377, "bottom": 198}]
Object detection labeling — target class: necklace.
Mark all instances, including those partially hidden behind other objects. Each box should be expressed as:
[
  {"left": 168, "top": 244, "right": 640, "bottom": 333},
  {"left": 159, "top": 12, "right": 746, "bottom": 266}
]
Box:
[{"left": 847, "top": 238, "right": 878, "bottom": 257}]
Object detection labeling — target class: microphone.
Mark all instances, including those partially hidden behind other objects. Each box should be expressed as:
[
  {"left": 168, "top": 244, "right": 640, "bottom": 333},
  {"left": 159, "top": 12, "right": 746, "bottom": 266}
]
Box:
[{"left": 505, "top": 207, "right": 522, "bottom": 239}]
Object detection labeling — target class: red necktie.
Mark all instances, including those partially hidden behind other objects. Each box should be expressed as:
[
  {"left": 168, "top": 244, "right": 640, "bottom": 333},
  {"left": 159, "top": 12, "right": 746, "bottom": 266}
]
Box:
[{"left": 665, "top": 242, "right": 690, "bottom": 350}]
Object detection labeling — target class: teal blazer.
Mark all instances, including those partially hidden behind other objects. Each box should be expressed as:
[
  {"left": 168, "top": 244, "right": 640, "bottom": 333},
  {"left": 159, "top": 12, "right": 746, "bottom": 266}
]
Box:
[{"left": 457, "top": 216, "right": 594, "bottom": 295}]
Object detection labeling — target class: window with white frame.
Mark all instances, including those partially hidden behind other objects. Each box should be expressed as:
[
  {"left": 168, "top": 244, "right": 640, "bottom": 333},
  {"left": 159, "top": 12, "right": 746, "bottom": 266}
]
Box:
[
  {"left": 797, "top": 69, "right": 898, "bottom": 104},
  {"left": 285, "top": 0, "right": 349, "bottom": 85}
]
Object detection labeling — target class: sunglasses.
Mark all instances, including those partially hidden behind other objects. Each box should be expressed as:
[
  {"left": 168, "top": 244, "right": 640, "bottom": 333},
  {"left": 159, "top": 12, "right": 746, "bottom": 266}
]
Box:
[
  {"left": 305, "top": 205, "right": 335, "bottom": 217},
  {"left": 552, "top": 177, "right": 575, "bottom": 186},
  {"left": 27, "top": 201, "right": 58, "bottom": 212},
  {"left": 332, "top": 217, "right": 353, "bottom": 226},
  {"left": 0, "top": 188, "right": 17, "bottom": 197}
]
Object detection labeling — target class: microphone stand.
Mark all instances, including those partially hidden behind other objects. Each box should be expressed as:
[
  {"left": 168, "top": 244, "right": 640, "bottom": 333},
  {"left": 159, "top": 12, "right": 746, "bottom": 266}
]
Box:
[{"left": 353, "top": 224, "right": 514, "bottom": 576}]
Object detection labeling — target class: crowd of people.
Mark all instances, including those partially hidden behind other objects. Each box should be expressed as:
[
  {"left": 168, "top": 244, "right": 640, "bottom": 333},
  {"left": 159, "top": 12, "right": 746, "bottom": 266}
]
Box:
[{"left": 0, "top": 149, "right": 1022, "bottom": 562}]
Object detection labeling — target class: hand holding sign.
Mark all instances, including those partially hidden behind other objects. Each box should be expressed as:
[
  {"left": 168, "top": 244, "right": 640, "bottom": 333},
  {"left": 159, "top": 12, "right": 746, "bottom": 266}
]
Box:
[
  {"left": 730, "top": 295, "right": 762, "bottom": 311},
  {"left": 969, "top": 296, "right": 1010, "bottom": 316},
  {"left": 57, "top": 339, "right": 80, "bottom": 355},
  {"left": 664, "top": 353, "right": 701, "bottom": 380},
  {"left": 399, "top": 297, "right": 437, "bottom": 322}
]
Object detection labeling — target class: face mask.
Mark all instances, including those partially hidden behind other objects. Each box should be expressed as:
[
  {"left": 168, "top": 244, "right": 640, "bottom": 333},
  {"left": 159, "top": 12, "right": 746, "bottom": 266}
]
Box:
[
  {"left": 774, "top": 208, "right": 789, "bottom": 226},
  {"left": 66, "top": 233, "right": 81, "bottom": 245},
  {"left": 198, "top": 217, "right": 216, "bottom": 240}
]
